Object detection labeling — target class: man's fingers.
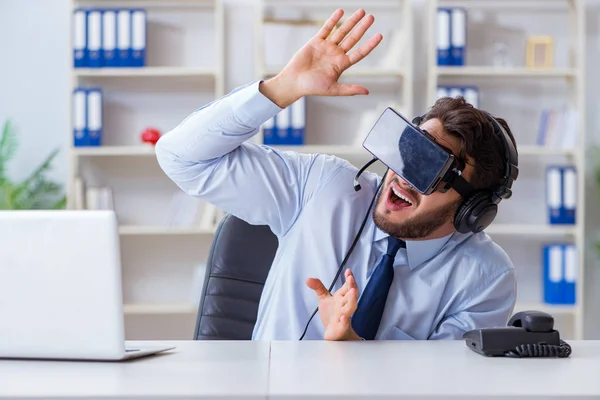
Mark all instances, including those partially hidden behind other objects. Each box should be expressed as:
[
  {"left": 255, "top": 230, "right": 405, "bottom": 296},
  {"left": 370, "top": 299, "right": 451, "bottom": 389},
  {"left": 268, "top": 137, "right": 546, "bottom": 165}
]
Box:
[
  {"left": 337, "top": 269, "right": 356, "bottom": 297},
  {"left": 339, "top": 13, "right": 375, "bottom": 53},
  {"left": 347, "top": 33, "right": 383, "bottom": 66},
  {"left": 328, "top": 9, "right": 366, "bottom": 45},
  {"left": 342, "top": 288, "right": 358, "bottom": 315},
  {"left": 339, "top": 314, "right": 351, "bottom": 330},
  {"left": 345, "top": 269, "right": 358, "bottom": 290},
  {"left": 306, "top": 278, "right": 330, "bottom": 299},
  {"left": 314, "top": 8, "right": 344, "bottom": 40},
  {"left": 330, "top": 83, "right": 369, "bottom": 96}
]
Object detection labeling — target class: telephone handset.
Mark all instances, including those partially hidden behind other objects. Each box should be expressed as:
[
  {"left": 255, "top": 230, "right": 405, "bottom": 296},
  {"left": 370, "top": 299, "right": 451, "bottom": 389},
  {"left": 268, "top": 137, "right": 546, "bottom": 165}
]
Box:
[{"left": 463, "top": 310, "right": 572, "bottom": 358}]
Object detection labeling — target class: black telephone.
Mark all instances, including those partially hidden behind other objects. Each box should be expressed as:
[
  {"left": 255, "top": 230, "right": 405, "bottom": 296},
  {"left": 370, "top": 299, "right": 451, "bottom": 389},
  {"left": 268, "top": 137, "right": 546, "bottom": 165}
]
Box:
[{"left": 463, "top": 310, "right": 572, "bottom": 358}]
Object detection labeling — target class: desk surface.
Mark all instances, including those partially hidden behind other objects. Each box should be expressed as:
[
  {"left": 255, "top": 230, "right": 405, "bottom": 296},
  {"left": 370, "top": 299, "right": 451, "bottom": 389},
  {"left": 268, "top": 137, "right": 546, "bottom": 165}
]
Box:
[
  {"left": 1, "top": 340, "right": 599, "bottom": 399},
  {"left": 269, "top": 340, "right": 600, "bottom": 399},
  {"left": 0, "top": 340, "right": 270, "bottom": 399}
]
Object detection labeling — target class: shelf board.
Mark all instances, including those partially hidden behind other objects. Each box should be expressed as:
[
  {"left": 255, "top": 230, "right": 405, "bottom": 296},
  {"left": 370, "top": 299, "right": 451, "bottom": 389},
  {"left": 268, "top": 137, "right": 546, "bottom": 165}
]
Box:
[
  {"left": 119, "top": 225, "right": 216, "bottom": 235},
  {"left": 123, "top": 303, "right": 197, "bottom": 315},
  {"left": 73, "top": 0, "right": 217, "bottom": 8},
  {"left": 262, "top": 67, "right": 403, "bottom": 79},
  {"left": 435, "top": 66, "right": 577, "bottom": 78},
  {"left": 72, "top": 146, "right": 156, "bottom": 156},
  {"left": 518, "top": 146, "right": 577, "bottom": 157},
  {"left": 485, "top": 224, "right": 576, "bottom": 236},
  {"left": 73, "top": 66, "right": 217, "bottom": 78},
  {"left": 261, "top": 0, "right": 404, "bottom": 8},
  {"left": 72, "top": 144, "right": 579, "bottom": 159},
  {"left": 514, "top": 302, "right": 577, "bottom": 314}
]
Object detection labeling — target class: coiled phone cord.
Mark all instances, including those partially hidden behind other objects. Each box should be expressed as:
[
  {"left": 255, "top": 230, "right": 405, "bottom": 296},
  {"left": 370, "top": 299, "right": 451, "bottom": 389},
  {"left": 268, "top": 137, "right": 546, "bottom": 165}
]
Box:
[{"left": 505, "top": 340, "right": 572, "bottom": 358}]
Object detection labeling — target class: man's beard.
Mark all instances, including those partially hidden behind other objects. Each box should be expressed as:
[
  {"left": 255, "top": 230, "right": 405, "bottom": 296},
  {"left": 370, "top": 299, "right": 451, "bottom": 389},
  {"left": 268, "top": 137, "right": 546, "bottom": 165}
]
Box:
[{"left": 372, "top": 188, "right": 462, "bottom": 239}]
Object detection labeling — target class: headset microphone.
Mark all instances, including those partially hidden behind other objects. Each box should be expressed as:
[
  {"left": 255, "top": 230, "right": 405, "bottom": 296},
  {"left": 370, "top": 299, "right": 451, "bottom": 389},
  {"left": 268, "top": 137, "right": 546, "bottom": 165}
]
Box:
[{"left": 353, "top": 157, "right": 379, "bottom": 191}]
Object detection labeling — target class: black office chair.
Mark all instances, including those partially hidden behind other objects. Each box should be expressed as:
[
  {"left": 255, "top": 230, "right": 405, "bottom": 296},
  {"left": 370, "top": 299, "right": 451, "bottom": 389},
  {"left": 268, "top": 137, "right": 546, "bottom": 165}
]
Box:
[{"left": 194, "top": 213, "right": 278, "bottom": 340}]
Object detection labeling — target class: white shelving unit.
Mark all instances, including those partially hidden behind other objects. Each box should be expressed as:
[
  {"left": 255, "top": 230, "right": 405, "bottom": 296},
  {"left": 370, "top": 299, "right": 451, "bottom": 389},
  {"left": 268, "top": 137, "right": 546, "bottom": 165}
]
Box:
[
  {"left": 68, "top": 0, "right": 225, "bottom": 339},
  {"left": 426, "top": 0, "right": 586, "bottom": 339},
  {"left": 253, "top": 0, "right": 413, "bottom": 164}
]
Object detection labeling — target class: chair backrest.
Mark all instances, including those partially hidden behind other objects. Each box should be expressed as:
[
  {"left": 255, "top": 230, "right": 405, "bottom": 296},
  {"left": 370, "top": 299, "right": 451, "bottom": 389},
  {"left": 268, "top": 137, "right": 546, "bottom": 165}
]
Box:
[{"left": 194, "top": 213, "right": 278, "bottom": 340}]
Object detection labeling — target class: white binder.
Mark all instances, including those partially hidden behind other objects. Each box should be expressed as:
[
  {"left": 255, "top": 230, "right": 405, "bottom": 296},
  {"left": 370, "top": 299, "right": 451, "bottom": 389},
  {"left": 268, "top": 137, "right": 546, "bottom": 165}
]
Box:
[
  {"left": 86, "top": 89, "right": 103, "bottom": 146},
  {"left": 86, "top": 10, "right": 102, "bottom": 67},
  {"left": 73, "top": 9, "right": 87, "bottom": 67},
  {"left": 117, "top": 9, "right": 131, "bottom": 66},
  {"left": 131, "top": 9, "right": 146, "bottom": 67},
  {"left": 102, "top": 10, "right": 117, "bottom": 67}
]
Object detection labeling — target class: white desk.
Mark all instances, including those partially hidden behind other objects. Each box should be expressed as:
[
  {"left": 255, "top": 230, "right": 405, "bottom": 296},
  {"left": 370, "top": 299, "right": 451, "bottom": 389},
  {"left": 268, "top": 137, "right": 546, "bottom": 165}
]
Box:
[
  {"left": 268, "top": 340, "right": 600, "bottom": 399},
  {"left": 2, "top": 340, "right": 600, "bottom": 399},
  {"left": 0, "top": 340, "right": 270, "bottom": 399}
]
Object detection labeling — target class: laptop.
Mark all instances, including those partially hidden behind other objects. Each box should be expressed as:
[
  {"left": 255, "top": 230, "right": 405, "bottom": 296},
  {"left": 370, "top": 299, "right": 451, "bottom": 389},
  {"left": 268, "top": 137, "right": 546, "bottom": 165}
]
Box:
[{"left": 0, "top": 210, "right": 175, "bottom": 361}]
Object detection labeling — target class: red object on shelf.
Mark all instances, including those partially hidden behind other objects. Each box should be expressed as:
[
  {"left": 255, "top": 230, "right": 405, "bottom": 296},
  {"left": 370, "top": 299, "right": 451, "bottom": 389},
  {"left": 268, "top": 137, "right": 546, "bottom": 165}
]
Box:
[{"left": 141, "top": 128, "right": 161, "bottom": 145}]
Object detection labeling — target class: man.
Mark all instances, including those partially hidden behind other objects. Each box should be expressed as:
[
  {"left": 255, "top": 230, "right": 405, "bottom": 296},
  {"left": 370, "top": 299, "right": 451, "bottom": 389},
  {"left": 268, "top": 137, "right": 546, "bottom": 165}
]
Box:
[{"left": 155, "top": 8, "right": 518, "bottom": 341}]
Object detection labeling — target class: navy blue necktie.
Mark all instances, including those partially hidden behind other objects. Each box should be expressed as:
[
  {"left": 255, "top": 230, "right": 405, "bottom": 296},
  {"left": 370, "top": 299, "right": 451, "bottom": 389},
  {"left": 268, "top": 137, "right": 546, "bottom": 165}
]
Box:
[{"left": 352, "top": 236, "right": 405, "bottom": 340}]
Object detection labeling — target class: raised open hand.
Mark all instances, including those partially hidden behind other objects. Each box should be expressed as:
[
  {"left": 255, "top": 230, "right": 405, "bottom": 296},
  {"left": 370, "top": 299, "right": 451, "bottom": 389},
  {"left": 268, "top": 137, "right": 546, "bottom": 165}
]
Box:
[
  {"left": 260, "top": 9, "right": 383, "bottom": 108},
  {"left": 306, "top": 269, "right": 361, "bottom": 341}
]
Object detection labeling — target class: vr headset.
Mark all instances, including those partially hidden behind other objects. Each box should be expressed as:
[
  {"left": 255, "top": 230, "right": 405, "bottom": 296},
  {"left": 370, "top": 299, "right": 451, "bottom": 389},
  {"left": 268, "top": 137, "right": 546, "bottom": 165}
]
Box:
[{"left": 357, "top": 107, "right": 519, "bottom": 233}]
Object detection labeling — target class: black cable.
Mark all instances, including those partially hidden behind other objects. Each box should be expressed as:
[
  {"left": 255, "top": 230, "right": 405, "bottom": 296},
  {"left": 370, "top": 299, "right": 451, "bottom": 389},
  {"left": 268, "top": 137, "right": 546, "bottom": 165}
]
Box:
[
  {"left": 505, "top": 340, "right": 572, "bottom": 358},
  {"left": 298, "top": 170, "right": 388, "bottom": 340}
]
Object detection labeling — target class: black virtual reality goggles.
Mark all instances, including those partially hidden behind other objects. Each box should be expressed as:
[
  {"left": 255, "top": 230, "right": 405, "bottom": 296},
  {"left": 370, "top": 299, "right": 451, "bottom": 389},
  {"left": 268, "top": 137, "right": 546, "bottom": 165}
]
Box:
[{"left": 357, "top": 107, "right": 518, "bottom": 203}]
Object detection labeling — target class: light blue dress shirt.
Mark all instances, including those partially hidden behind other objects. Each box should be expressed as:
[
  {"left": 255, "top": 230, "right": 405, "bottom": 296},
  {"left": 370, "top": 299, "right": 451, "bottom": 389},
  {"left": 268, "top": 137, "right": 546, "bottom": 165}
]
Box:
[{"left": 155, "top": 81, "right": 517, "bottom": 341}]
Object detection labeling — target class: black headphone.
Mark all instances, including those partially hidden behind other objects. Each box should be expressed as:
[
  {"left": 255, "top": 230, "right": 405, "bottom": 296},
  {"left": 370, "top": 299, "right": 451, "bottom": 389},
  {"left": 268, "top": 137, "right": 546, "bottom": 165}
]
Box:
[{"left": 412, "top": 111, "right": 519, "bottom": 234}]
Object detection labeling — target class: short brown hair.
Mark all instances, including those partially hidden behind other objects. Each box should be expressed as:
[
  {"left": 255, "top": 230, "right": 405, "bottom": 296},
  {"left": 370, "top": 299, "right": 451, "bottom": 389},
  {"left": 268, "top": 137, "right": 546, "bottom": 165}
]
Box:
[{"left": 421, "top": 96, "right": 518, "bottom": 191}]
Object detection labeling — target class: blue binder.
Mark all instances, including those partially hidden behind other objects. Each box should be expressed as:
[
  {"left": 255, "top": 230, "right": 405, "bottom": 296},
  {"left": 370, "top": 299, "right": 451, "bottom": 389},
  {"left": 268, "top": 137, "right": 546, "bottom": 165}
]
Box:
[
  {"left": 546, "top": 166, "right": 576, "bottom": 224},
  {"left": 561, "top": 166, "right": 577, "bottom": 224},
  {"left": 263, "top": 116, "right": 276, "bottom": 145},
  {"left": 102, "top": 9, "right": 118, "bottom": 67},
  {"left": 436, "top": 86, "right": 449, "bottom": 100},
  {"left": 448, "top": 87, "right": 463, "bottom": 99},
  {"left": 543, "top": 244, "right": 563, "bottom": 304},
  {"left": 275, "top": 107, "right": 291, "bottom": 145},
  {"left": 436, "top": 8, "right": 452, "bottom": 66},
  {"left": 546, "top": 166, "right": 563, "bottom": 224},
  {"left": 290, "top": 98, "right": 305, "bottom": 145},
  {"left": 130, "top": 9, "right": 147, "bottom": 67},
  {"left": 73, "top": 9, "right": 88, "bottom": 68},
  {"left": 563, "top": 244, "right": 577, "bottom": 305},
  {"left": 86, "top": 9, "right": 103, "bottom": 68},
  {"left": 462, "top": 86, "right": 479, "bottom": 108},
  {"left": 542, "top": 243, "right": 577, "bottom": 305},
  {"left": 450, "top": 8, "right": 466, "bottom": 66},
  {"left": 117, "top": 9, "right": 132, "bottom": 67},
  {"left": 86, "top": 88, "right": 103, "bottom": 146},
  {"left": 72, "top": 88, "right": 88, "bottom": 146}
]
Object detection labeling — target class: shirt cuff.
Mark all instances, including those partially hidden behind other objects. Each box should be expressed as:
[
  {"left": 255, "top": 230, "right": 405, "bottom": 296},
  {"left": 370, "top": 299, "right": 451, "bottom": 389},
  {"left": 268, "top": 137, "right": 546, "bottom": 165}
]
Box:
[{"left": 231, "top": 80, "right": 283, "bottom": 127}]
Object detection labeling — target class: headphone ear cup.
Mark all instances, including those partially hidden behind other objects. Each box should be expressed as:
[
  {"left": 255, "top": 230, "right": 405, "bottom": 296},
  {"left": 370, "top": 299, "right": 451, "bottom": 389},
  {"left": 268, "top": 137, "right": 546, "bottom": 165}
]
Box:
[{"left": 454, "top": 192, "right": 498, "bottom": 234}]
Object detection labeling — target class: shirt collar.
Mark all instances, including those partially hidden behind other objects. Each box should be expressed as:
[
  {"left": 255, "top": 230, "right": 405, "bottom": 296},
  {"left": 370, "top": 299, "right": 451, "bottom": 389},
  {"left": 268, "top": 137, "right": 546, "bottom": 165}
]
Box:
[{"left": 372, "top": 225, "right": 453, "bottom": 270}]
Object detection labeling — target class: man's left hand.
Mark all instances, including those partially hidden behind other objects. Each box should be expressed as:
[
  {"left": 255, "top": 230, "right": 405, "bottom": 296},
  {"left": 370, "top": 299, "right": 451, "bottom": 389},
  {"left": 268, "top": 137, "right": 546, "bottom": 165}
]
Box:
[{"left": 308, "top": 269, "right": 362, "bottom": 341}]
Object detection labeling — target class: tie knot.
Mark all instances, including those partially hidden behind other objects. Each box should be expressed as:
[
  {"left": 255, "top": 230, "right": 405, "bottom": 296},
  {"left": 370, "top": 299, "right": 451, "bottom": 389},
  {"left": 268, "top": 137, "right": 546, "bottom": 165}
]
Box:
[{"left": 386, "top": 236, "right": 405, "bottom": 257}]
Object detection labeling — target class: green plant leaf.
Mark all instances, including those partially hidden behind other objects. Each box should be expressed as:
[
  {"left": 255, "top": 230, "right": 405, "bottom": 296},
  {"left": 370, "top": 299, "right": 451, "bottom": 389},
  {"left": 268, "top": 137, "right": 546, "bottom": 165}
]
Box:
[
  {"left": 0, "top": 119, "right": 65, "bottom": 210},
  {"left": 11, "top": 148, "right": 59, "bottom": 200},
  {"left": 0, "top": 120, "right": 18, "bottom": 180}
]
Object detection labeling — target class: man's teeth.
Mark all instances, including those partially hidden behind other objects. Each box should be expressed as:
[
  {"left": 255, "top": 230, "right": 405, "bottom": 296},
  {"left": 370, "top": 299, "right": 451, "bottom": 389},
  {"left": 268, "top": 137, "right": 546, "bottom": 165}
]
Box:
[{"left": 392, "top": 188, "right": 413, "bottom": 205}]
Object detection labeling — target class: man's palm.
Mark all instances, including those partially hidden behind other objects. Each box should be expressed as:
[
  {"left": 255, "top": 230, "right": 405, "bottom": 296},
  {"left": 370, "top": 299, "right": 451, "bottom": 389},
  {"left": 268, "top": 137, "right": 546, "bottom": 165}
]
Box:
[
  {"left": 287, "top": 40, "right": 350, "bottom": 96},
  {"left": 279, "top": 8, "right": 383, "bottom": 99},
  {"left": 306, "top": 269, "right": 360, "bottom": 340}
]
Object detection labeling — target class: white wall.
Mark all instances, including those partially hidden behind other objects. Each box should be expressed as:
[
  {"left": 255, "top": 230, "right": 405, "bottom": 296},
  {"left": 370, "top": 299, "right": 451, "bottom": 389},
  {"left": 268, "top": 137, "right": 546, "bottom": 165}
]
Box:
[
  {"left": 2, "top": 0, "right": 600, "bottom": 338},
  {"left": 0, "top": 0, "right": 71, "bottom": 183}
]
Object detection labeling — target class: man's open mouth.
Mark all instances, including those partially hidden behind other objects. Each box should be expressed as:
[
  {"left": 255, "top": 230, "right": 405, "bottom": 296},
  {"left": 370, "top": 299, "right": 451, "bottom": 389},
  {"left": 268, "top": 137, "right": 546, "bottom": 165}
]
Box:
[{"left": 388, "top": 187, "right": 414, "bottom": 208}]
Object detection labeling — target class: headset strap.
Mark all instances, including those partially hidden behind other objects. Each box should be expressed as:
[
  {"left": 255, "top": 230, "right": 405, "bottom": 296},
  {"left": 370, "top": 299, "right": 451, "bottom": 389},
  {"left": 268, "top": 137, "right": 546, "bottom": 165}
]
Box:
[{"left": 451, "top": 175, "right": 475, "bottom": 198}]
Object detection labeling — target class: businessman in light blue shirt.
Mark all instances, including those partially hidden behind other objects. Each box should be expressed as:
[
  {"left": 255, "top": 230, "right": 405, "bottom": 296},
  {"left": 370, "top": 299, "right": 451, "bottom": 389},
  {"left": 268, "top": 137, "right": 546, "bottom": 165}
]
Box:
[{"left": 155, "top": 8, "right": 518, "bottom": 341}]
